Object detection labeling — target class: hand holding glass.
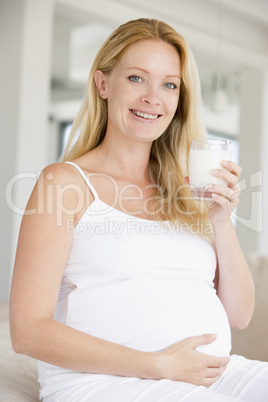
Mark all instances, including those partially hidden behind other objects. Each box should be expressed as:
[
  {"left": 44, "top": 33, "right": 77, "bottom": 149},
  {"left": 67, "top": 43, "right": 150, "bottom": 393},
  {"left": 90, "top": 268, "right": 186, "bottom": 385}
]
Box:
[{"left": 189, "top": 139, "right": 233, "bottom": 200}]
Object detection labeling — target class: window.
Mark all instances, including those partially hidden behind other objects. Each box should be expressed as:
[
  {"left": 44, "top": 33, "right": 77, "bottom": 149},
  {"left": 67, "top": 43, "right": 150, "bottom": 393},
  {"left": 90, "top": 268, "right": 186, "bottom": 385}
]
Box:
[
  {"left": 58, "top": 122, "right": 73, "bottom": 158},
  {"left": 207, "top": 131, "right": 239, "bottom": 164}
]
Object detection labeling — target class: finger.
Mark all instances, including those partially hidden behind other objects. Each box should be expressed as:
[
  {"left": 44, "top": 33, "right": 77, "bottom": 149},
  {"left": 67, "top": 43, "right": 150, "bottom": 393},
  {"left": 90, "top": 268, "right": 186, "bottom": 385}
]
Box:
[
  {"left": 227, "top": 189, "right": 240, "bottom": 203},
  {"left": 207, "top": 356, "right": 230, "bottom": 368},
  {"left": 203, "top": 375, "right": 221, "bottom": 388},
  {"left": 210, "top": 193, "right": 239, "bottom": 213},
  {"left": 190, "top": 333, "right": 218, "bottom": 349},
  {"left": 206, "top": 185, "right": 240, "bottom": 203},
  {"left": 202, "top": 364, "right": 229, "bottom": 387},
  {"left": 221, "top": 160, "right": 242, "bottom": 178},
  {"left": 212, "top": 169, "right": 240, "bottom": 189},
  {"left": 206, "top": 365, "right": 228, "bottom": 377}
]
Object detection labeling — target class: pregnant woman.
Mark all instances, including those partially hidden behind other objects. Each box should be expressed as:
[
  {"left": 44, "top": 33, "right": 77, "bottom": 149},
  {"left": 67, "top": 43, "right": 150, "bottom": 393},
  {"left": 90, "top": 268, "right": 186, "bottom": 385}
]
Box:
[{"left": 9, "top": 18, "right": 268, "bottom": 401}]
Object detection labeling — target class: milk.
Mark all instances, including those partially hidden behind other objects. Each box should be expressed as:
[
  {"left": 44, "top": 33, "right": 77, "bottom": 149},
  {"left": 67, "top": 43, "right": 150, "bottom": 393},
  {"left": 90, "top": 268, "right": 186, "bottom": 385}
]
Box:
[{"left": 189, "top": 149, "right": 233, "bottom": 199}]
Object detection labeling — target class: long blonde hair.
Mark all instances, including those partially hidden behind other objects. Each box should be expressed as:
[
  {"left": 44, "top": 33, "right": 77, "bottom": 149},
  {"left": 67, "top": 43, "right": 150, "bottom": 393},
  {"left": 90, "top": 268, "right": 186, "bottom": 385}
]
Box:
[{"left": 63, "top": 18, "right": 212, "bottom": 238}]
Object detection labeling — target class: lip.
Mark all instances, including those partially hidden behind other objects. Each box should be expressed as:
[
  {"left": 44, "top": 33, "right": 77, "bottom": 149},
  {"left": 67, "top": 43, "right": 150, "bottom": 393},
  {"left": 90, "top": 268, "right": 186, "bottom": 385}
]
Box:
[{"left": 130, "top": 109, "right": 162, "bottom": 120}]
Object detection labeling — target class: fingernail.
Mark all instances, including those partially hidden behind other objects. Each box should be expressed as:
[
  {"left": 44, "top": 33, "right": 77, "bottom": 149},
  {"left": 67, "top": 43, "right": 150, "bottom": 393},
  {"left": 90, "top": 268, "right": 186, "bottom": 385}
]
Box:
[
  {"left": 206, "top": 184, "right": 213, "bottom": 189},
  {"left": 222, "top": 160, "right": 228, "bottom": 167},
  {"left": 212, "top": 169, "right": 219, "bottom": 174},
  {"left": 211, "top": 334, "right": 218, "bottom": 339}
]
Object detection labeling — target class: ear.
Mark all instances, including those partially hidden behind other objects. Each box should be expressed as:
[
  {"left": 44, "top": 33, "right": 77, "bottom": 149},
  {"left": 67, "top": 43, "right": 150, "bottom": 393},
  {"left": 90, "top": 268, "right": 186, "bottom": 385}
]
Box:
[{"left": 94, "top": 70, "right": 108, "bottom": 99}]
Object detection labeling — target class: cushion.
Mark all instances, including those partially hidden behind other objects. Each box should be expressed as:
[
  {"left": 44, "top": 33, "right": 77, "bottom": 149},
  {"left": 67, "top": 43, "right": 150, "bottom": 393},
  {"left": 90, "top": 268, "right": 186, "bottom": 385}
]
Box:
[
  {"left": 0, "top": 321, "right": 39, "bottom": 401},
  {"left": 231, "top": 254, "right": 268, "bottom": 361}
]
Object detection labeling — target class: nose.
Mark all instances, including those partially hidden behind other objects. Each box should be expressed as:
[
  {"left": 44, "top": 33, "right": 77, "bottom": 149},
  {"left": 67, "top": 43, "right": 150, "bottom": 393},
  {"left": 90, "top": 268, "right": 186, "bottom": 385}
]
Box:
[{"left": 140, "top": 85, "right": 161, "bottom": 106}]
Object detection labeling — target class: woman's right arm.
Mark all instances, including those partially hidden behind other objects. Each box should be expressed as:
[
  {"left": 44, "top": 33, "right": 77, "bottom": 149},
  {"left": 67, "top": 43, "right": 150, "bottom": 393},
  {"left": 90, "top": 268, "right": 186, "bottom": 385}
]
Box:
[
  {"left": 9, "top": 162, "right": 157, "bottom": 378},
  {"left": 9, "top": 163, "right": 229, "bottom": 387}
]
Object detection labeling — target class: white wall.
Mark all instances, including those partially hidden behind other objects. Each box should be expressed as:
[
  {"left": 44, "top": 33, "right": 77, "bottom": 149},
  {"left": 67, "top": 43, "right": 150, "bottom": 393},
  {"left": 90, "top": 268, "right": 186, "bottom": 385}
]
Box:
[
  {"left": 0, "top": 0, "right": 25, "bottom": 302},
  {"left": 235, "top": 70, "right": 266, "bottom": 252},
  {"left": 258, "top": 71, "right": 268, "bottom": 254},
  {"left": 0, "top": 0, "right": 54, "bottom": 301},
  {"left": 55, "top": 0, "right": 268, "bottom": 69}
]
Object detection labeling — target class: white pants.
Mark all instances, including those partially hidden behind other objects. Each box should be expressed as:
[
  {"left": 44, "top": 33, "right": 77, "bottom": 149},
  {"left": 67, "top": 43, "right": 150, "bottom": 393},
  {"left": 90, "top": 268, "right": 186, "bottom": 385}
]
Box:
[{"left": 43, "top": 355, "right": 268, "bottom": 402}]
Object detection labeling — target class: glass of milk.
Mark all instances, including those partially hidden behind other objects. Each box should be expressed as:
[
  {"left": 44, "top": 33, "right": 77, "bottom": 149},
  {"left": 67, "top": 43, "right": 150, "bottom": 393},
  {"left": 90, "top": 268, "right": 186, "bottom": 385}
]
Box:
[{"left": 189, "top": 138, "right": 233, "bottom": 199}]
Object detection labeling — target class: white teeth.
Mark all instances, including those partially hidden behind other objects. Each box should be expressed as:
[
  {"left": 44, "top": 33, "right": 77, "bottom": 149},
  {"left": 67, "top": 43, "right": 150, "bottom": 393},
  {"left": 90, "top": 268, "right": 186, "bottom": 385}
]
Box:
[{"left": 132, "top": 110, "right": 158, "bottom": 119}]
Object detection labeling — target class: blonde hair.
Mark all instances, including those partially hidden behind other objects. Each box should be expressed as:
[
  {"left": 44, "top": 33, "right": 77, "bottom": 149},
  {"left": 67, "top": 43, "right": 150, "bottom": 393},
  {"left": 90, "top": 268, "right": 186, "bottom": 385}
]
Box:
[{"left": 63, "top": 18, "right": 212, "bottom": 238}]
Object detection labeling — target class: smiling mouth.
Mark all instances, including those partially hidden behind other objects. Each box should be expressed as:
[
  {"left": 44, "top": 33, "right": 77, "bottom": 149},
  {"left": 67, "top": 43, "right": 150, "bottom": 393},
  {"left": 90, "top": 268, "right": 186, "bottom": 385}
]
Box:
[{"left": 130, "top": 109, "right": 161, "bottom": 120}]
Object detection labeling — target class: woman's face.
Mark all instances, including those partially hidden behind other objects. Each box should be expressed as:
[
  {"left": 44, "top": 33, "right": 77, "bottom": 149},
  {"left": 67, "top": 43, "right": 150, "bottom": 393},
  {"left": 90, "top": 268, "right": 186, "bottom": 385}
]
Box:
[{"left": 96, "top": 39, "right": 181, "bottom": 144}]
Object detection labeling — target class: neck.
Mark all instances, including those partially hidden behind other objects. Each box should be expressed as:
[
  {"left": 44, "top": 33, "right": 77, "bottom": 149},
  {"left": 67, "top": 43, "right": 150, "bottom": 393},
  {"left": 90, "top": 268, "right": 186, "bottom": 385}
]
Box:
[{"left": 95, "top": 134, "right": 152, "bottom": 183}]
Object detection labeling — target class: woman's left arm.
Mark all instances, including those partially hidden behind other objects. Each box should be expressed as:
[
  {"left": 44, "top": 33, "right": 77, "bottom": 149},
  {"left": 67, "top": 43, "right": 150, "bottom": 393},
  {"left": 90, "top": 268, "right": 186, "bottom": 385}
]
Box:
[{"left": 206, "top": 160, "right": 255, "bottom": 329}]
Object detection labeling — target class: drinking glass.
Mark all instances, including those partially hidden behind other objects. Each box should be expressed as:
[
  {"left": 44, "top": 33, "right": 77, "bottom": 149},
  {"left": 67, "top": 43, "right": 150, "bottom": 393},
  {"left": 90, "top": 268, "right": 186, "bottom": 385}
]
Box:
[{"left": 189, "top": 138, "right": 233, "bottom": 199}]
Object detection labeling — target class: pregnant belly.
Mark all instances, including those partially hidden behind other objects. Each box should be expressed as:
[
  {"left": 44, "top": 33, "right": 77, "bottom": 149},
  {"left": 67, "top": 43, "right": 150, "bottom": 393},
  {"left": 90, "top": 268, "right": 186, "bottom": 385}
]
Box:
[{"left": 67, "top": 279, "right": 231, "bottom": 358}]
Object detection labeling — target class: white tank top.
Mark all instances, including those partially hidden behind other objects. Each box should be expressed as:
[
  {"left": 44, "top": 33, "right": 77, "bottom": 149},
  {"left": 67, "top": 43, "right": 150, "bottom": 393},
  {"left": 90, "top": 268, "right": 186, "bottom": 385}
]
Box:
[{"left": 38, "top": 161, "right": 231, "bottom": 398}]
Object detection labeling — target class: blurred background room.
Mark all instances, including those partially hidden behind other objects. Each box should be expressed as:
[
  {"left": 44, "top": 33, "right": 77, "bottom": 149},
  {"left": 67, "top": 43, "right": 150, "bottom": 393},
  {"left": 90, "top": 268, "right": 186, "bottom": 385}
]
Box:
[{"left": 1, "top": 0, "right": 268, "bottom": 361}]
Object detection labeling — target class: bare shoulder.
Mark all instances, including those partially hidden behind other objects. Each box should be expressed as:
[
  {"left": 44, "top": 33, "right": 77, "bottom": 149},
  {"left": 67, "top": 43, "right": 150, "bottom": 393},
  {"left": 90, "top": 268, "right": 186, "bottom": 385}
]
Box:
[
  {"left": 40, "top": 162, "right": 82, "bottom": 185},
  {"left": 38, "top": 161, "right": 91, "bottom": 198},
  {"left": 26, "top": 162, "right": 93, "bottom": 219},
  {"left": 40, "top": 155, "right": 100, "bottom": 185}
]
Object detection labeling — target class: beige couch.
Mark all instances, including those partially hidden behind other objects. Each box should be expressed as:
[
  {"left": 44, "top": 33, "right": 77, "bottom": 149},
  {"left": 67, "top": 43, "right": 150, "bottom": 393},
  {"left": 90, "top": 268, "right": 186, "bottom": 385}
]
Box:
[
  {"left": 0, "top": 308, "right": 39, "bottom": 401},
  {"left": 231, "top": 254, "right": 268, "bottom": 362},
  {"left": 0, "top": 253, "right": 267, "bottom": 401}
]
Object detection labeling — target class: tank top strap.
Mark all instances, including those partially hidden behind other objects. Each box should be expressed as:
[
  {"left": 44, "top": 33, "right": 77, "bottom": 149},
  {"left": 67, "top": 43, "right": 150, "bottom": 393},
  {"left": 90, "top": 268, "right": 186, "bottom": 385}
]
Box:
[{"left": 65, "top": 161, "right": 99, "bottom": 201}]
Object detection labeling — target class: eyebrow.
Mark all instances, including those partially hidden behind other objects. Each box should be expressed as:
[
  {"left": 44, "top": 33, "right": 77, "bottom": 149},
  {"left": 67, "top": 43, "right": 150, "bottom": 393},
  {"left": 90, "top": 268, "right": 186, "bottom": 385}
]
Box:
[{"left": 126, "top": 66, "right": 181, "bottom": 79}]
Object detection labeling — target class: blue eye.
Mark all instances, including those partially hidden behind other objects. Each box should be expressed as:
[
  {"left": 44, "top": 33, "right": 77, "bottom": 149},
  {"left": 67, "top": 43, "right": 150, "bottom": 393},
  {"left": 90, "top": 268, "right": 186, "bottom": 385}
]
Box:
[
  {"left": 165, "top": 83, "right": 176, "bottom": 89},
  {"left": 128, "top": 76, "right": 142, "bottom": 83}
]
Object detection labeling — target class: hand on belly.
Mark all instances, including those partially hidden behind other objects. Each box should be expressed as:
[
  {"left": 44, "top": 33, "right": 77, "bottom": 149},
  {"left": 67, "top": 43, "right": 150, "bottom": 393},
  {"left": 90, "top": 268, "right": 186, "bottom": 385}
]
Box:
[{"left": 152, "top": 333, "right": 231, "bottom": 387}]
